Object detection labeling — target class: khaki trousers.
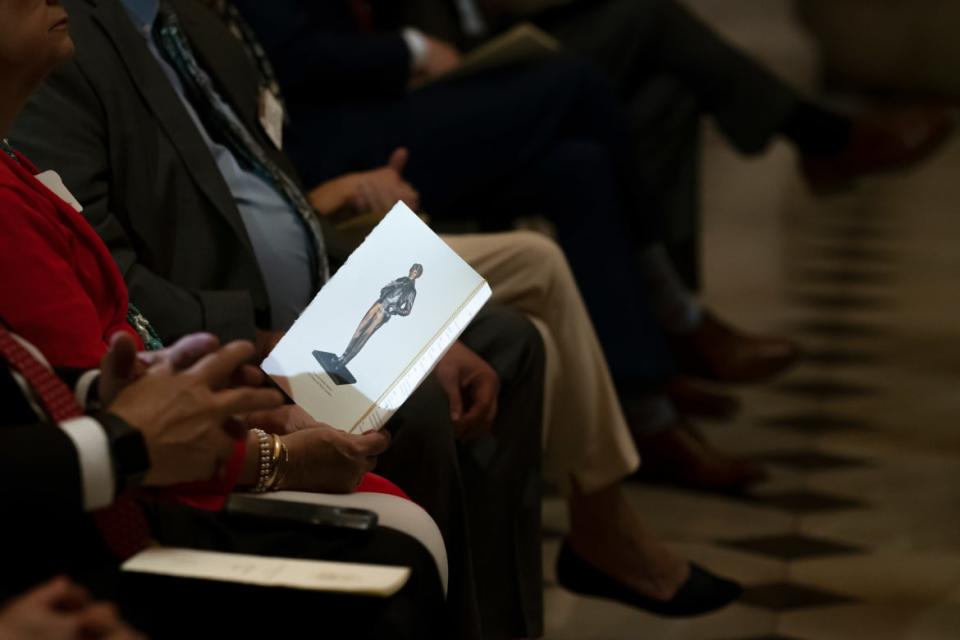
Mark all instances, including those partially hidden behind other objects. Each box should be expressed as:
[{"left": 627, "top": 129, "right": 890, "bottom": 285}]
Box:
[{"left": 444, "top": 231, "right": 640, "bottom": 493}]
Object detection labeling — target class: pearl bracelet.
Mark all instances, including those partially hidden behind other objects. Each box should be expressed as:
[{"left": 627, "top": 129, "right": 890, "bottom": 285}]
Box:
[{"left": 250, "top": 428, "right": 274, "bottom": 493}]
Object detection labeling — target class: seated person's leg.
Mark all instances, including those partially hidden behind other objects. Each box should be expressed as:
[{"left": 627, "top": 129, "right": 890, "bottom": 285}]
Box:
[
  {"left": 444, "top": 230, "right": 742, "bottom": 615},
  {"left": 532, "top": 0, "right": 952, "bottom": 187},
  {"left": 378, "top": 305, "right": 545, "bottom": 640}
]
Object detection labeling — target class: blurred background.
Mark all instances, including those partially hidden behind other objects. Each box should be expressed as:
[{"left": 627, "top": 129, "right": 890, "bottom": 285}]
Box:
[{"left": 541, "top": 0, "right": 960, "bottom": 637}]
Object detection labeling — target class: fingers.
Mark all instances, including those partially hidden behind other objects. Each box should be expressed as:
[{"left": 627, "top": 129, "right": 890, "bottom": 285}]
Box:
[
  {"left": 484, "top": 394, "right": 499, "bottom": 429},
  {"left": 365, "top": 427, "right": 391, "bottom": 449},
  {"left": 388, "top": 146, "right": 409, "bottom": 173},
  {"left": 231, "top": 363, "right": 266, "bottom": 389},
  {"left": 101, "top": 332, "right": 139, "bottom": 382},
  {"left": 161, "top": 332, "right": 220, "bottom": 370},
  {"left": 355, "top": 430, "right": 391, "bottom": 458},
  {"left": 455, "top": 375, "right": 499, "bottom": 439},
  {"left": 102, "top": 625, "right": 147, "bottom": 640},
  {"left": 349, "top": 185, "right": 372, "bottom": 214},
  {"left": 254, "top": 330, "right": 283, "bottom": 362},
  {"left": 187, "top": 340, "right": 258, "bottom": 388},
  {"left": 103, "top": 628, "right": 148, "bottom": 640},
  {"left": 473, "top": 375, "right": 500, "bottom": 425},
  {"left": 455, "top": 407, "right": 485, "bottom": 440},
  {"left": 77, "top": 602, "right": 148, "bottom": 640},
  {"left": 437, "top": 373, "right": 463, "bottom": 423},
  {"left": 245, "top": 405, "right": 318, "bottom": 435},
  {"left": 221, "top": 416, "right": 249, "bottom": 441},
  {"left": 364, "top": 178, "right": 393, "bottom": 215},
  {"left": 400, "top": 184, "right": 421, "bottom": 212},
  {"left": 211, "top": 387, "right": 285, "bottom": 417},
  {"left": 24, "top": 576, "right": 90, "bottom": 611},
  {"left": 76, "top": 602, "right": 124, "bottom": 635}
]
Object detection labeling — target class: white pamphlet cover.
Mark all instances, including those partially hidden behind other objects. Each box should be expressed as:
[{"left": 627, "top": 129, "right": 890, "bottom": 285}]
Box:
[
  {"left": 261, "top": 202, "right": 491, "bottom": 433},
  {"left": 122, "top": 547, "right": 410, "bottom": 597}
]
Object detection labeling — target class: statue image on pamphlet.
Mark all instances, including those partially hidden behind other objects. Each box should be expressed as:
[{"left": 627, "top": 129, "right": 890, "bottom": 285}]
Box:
[{"left": 314, "top": 263, "right": 423, "bottom": 385}]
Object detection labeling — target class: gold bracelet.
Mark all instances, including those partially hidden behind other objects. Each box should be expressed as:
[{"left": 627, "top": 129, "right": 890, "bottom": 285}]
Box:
[{"left": 265, "top": 435, "right": 288, "bottom": 491}]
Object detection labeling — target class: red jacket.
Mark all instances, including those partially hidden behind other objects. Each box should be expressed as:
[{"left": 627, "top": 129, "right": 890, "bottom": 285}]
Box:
[
  {"left": 0, "top": 151, "right": 245, "bottom": 507},
  {"left": 0, "top": 152, "right": 140, "bottom": 367}
]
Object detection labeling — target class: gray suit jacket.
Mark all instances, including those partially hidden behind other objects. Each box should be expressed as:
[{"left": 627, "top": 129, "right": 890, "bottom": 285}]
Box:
[{"left": 11, "top": 0, "right": 306, "bottom": 344}]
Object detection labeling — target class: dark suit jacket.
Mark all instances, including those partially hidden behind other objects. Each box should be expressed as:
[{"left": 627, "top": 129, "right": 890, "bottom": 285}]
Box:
[
  {"left": 232, "top": 0, "right": 414, "bottom": 103},
  {"left": 0, "top": 367, "right": 90, "bottom": 517},
  {"left": 0, "top": 354, "right": 116, "bottom": 601},
  {"left": 11, "top": 0, "right": 302, "bottom": 344}
]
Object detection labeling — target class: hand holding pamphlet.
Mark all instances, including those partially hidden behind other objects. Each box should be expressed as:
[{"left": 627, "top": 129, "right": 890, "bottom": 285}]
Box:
[{"left": 261, "top": 202, "right": 492, "bottom": 433}]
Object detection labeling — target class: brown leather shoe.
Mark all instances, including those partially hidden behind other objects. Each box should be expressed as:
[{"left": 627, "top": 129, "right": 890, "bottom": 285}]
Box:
[
  {"left": 802, "top": 106, "right": 954, "bottom": 193},
  {"left": 632, "top": 420, "right": 766, "bottom": 493},
  {"left": 665, "top": 377, "right": 741, "bottom": 422},
  {"left": 671, "top": 311, "right": 799, "bottom": 384}
]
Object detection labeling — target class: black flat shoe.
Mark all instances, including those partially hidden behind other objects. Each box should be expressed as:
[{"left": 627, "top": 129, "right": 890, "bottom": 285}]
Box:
[{"left": 555, "top": 541, "right": 742, "bottom": 617}]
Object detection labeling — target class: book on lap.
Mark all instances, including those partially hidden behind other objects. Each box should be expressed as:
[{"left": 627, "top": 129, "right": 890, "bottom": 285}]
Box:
[
  {"left": 426, "top": 22, "right": 561, "bottom": 85},
  {"left": 261, "top": 202, "right": 491, "bottom": 433}
]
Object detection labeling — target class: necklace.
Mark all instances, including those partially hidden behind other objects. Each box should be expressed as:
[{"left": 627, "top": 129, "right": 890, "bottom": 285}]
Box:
[{"left": 0, "top": 138, "right": 18, "bottom": 164}]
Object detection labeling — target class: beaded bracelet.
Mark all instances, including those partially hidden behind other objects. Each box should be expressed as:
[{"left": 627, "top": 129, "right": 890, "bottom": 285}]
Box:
[{"left": 250, "top": 428, "right": 274, "bottom": 493}]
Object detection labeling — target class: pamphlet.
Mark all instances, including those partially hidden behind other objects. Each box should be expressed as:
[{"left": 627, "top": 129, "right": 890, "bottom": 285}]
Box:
[
  {"left": 261, "top": 202, "right": 491, "bottom": 433},
  {"left": 122, "top": 547, "right": 410, "bottom": 596}
]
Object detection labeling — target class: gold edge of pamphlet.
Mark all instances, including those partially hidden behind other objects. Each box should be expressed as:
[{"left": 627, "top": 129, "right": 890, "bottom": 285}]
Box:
[{"left": 350, "top": 280, "right": 489, "bottom": 432}]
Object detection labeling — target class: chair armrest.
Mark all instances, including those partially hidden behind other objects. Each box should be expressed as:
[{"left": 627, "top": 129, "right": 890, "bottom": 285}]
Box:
[{"left": 237, "top": 490, "right": 448, "bottom": 596}]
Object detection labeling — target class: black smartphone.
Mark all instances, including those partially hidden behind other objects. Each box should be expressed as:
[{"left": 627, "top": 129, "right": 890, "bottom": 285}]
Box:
[{"left": 225, "top": 494, "right": 378, "bottom": 531}]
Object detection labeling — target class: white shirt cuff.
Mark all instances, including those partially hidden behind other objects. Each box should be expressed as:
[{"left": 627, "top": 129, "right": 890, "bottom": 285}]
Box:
[
  {"left": 75, "top": 369, "right": 101, "bottom": 409},
  {"left": 401, "top": 27, "right": 429, "bottom": 71},
  {"left": 59, "top": 417, "right": 115, "bottom": 511}
]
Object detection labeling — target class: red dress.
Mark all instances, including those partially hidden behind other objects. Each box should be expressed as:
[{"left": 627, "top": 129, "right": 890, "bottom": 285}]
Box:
[{"left": 0, "top": 151, "right": 407, "bottom": 505}]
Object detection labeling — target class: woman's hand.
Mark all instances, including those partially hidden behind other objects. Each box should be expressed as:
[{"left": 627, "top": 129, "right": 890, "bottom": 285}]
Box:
[{"left": 279, "top": 422, "right": 392, "bottom": 494}]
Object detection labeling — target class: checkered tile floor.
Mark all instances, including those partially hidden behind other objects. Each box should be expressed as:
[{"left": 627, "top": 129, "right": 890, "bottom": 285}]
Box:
[{"left": 541, "top": 128, "right": 960, "bottom": 638}]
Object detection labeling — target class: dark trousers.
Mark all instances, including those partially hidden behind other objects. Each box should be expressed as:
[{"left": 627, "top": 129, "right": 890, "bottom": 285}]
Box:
[
  {"left": 379, "top": 305, "right": 546, "bottom": 639},
  {"left": 289, "top": 59, "right": 675, "bottom": 385},
  {"left": 532, "top": 0, "right": 800, "bottom": 285}
]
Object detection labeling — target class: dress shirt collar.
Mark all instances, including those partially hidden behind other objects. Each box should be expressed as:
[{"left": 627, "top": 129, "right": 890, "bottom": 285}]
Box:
[{"left": 122, "top": 0, "right": 159, "bottom": 35}]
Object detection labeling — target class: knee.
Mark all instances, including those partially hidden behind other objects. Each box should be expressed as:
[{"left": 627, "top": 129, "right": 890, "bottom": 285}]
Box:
[
  {"left": 506, "top": 230, "right": 566, "bottom": 269},
  {"left": 507, "top": 230, "right": 575, "bottom": 290}
]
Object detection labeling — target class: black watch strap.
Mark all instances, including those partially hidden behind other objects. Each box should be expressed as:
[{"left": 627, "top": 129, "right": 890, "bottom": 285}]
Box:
[{"left": 95, "top": 412, "right": 151, "bottom": 495}]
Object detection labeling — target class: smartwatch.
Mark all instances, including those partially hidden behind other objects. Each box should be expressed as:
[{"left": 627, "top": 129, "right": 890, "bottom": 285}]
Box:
[{"left": 95, "top": 412, "right": 151, "bottom": 494}]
